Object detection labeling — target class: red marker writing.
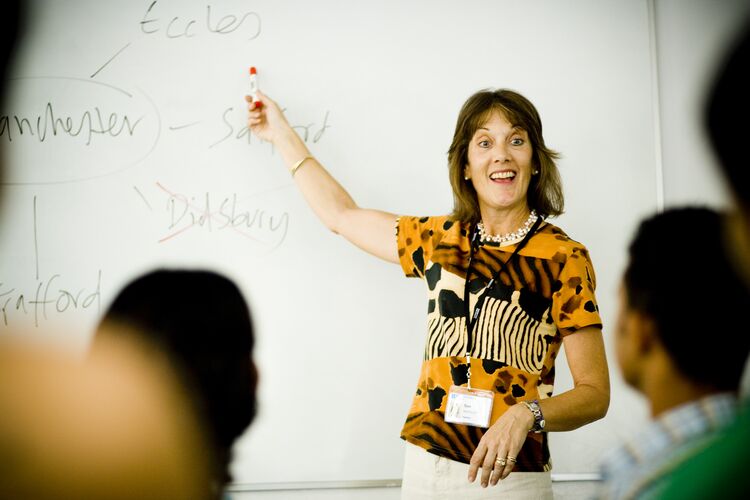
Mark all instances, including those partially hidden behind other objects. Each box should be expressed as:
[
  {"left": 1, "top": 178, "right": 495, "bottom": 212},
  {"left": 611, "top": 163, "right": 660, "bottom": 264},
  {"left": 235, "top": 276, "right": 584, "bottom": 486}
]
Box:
[{"left": 249, "top": 67, "right": 262, "bottom": 109}]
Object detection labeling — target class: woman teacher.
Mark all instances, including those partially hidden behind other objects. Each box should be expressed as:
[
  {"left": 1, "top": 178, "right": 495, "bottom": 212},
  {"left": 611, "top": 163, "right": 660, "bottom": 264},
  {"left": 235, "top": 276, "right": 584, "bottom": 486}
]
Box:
[{"left": 246, "top": 88, "right": 609, "bottom": 499}]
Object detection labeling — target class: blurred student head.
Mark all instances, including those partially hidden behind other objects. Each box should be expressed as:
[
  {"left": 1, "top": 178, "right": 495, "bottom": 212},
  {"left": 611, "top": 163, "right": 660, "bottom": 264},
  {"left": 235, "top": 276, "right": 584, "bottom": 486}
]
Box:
[
  {"left": 616, "top": 207, "right": 750, "bottom": 403},
  {"left": 1, "top": 3, "right": 214, "bottom": 498},
  {"left": 95, "top": 269, "right": 258, "bottom": 493},
  {"left": 705, "top": 15, "right": 750, "bottom": 285},
  {"left": 636, "top": 21, "right": 750, "bottom": 500}
]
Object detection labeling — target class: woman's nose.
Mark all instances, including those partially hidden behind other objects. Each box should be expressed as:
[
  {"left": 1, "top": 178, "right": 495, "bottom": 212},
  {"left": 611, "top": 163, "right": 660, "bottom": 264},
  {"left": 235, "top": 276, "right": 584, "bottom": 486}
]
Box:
[{"left": 493, "top": 143, "right": 510, "bottom": 163}]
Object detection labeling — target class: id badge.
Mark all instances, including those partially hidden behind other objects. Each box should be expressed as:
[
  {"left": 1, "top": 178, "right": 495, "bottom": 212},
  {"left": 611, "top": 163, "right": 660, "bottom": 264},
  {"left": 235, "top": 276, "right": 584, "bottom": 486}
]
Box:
[{"left": 444, "top": 385, "right": 494, "bottom": 428}]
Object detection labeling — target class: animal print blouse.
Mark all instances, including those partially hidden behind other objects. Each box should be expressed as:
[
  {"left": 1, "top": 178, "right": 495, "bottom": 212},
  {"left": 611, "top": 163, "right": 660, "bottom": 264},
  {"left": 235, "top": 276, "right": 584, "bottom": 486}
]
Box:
[{"left": 396, "top": 215, "right": 602, "bottom": 471}]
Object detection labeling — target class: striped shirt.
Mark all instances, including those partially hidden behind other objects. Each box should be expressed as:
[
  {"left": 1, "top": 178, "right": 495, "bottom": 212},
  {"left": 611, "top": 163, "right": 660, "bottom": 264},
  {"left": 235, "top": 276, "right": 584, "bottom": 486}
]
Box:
[{"left": 597, "top": 393, "right": 737, "bottom": 500}]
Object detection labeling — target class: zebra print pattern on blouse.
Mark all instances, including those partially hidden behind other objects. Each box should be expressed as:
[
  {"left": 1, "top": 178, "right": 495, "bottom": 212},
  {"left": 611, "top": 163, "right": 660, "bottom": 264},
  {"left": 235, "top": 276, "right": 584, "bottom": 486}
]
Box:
[{"left": 425, "top": 283, "right": 554, "bottom": 375}]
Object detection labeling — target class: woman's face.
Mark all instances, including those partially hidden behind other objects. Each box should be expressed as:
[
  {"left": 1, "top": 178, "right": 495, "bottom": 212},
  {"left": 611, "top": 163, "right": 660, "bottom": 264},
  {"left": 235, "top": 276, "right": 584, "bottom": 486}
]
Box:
[{"left": 464, "top": 111, "right": 534, "bottom": 217}]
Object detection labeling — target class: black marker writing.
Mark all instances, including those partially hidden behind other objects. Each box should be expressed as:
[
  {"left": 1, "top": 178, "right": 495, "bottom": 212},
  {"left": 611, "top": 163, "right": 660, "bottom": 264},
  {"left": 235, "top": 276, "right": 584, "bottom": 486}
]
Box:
[
  {"left": 211, "top": 107, "right": 330, "bottom": 149},
  {"left": 90, "top": 43, "right": 132, "bottom": 79},
  {"left": 33, "top": 196, "right": 39, "bottom": 280},
  {"left": 141, "top": 1, "right": 261, "bottom": 40},
  {"left": 0, "top": 102, "right": 143, "bottom": 145},
  {"left": 156, "top": 184, "right": 289, "bottom": 249},
  {"left": 0, "top": 271, "right": 102, "bottom": 328}
]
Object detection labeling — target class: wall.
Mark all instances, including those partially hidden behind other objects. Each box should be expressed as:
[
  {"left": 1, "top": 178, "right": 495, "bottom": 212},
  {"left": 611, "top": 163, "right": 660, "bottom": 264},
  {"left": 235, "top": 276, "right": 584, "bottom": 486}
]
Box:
[{"left": 655, "top": 0, "right": 750, "bottom": 209}]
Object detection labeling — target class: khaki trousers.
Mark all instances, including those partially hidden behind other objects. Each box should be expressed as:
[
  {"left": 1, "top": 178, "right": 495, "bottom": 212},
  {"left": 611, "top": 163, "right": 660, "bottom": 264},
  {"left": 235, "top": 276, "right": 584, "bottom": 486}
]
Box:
[{"left": 401, "top": 442, "right": 553, "bottom": 500}]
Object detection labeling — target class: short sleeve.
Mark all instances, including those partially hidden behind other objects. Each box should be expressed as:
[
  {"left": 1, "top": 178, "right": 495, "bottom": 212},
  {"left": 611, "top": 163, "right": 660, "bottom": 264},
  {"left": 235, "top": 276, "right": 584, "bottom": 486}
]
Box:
[
  {"left": 396, "top": 216, "right": 446, "bottom": 278},
  {"left": 550, "top": 244, "right": 603, "bottom": 336}
]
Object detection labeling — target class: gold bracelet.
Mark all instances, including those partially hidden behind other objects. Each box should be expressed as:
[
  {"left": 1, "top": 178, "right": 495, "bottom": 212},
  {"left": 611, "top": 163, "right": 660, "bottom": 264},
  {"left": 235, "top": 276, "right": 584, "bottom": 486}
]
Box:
[{"left": 290, "top": 156, "right": 313, "bottom": 177}]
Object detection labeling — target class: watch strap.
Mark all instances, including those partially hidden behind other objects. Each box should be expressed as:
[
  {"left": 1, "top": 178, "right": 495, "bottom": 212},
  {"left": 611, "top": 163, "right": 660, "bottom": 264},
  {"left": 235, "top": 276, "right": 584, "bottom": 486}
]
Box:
[{"left": 523, "top": 399, "right": 545, "bottom": 433}]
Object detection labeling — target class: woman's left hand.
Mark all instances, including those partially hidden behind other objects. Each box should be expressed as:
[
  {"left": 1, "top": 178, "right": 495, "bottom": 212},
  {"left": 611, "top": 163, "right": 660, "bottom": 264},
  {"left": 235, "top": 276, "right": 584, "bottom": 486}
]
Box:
[{"left": 467, "top": 403, "right": 534, "bottom": 487}]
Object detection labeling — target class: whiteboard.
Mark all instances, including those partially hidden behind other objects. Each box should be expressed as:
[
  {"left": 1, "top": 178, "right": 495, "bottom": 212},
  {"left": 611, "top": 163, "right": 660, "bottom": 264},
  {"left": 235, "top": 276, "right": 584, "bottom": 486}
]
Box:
[{"left": 0, "top": 0, "right": 657, "bottom": 485}]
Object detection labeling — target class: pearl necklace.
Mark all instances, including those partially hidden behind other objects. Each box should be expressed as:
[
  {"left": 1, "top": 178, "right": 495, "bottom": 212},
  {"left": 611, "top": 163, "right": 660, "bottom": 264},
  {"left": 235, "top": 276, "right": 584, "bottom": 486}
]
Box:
[{"left": 477, "top": 210, "right": 539, "bottom": 245}]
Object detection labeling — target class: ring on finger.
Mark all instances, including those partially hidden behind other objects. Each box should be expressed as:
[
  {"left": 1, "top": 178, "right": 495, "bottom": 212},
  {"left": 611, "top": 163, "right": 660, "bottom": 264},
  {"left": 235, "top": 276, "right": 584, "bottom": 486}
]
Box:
[
  {"left": 495, "top": 457, "right": 506, "bottom": 467},
  {"left": 506, "top": 456, "right": 517, "bottom": 464}
]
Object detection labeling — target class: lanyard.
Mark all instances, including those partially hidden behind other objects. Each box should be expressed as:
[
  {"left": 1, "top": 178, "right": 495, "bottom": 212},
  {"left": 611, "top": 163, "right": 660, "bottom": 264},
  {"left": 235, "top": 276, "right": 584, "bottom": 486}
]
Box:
[{"left": 462, "top": 216, "right": 543, "bottom": 387}]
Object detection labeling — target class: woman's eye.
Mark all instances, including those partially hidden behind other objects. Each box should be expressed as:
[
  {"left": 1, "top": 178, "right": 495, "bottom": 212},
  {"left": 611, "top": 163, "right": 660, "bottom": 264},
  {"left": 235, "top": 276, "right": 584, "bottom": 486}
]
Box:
[
  {"left": 511, "top": 137, "right": 524, "bottom": 146},
  {"left": 478, "top": 140, "right": 491, "bottom": 148}
]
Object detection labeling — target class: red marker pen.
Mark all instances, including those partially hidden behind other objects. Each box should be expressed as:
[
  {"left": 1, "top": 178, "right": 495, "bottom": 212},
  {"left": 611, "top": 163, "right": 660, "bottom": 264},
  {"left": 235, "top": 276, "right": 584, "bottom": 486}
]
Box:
[{"left": 249, "top": 67, "right": 262, "bottom": 109}]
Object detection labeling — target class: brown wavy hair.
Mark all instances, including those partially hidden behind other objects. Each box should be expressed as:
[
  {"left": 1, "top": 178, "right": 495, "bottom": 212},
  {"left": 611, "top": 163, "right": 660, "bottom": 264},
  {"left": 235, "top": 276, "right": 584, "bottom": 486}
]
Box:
[{"left": 447, "top": 89, "right": 564, "bottom": 222}]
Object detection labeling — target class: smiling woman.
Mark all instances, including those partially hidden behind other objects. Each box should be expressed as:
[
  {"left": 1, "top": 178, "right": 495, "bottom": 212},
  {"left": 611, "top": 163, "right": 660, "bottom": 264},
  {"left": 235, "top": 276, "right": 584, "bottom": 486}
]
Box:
[
  {"left": 246, "top": 87, "right": 610, "bottom": 499},
  {"left": 449, "top": 89, "right": 564, "bottom": 234}
]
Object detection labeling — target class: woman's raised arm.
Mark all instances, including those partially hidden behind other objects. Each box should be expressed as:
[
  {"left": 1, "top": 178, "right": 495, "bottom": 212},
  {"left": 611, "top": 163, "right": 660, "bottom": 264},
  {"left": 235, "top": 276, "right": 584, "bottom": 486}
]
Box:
[{"left": 246, "top": 92, "right": 399, "bottom": 264}]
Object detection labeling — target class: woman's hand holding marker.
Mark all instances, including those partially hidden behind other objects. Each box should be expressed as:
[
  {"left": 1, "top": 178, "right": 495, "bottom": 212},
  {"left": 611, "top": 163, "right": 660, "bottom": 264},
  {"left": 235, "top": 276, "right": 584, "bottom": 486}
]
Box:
[
  {"left": 244, "top": 67, "right": 317, "bottom": 180},
  {"left": 245, "top": 68, "right": 291, "bottom": 145}
]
